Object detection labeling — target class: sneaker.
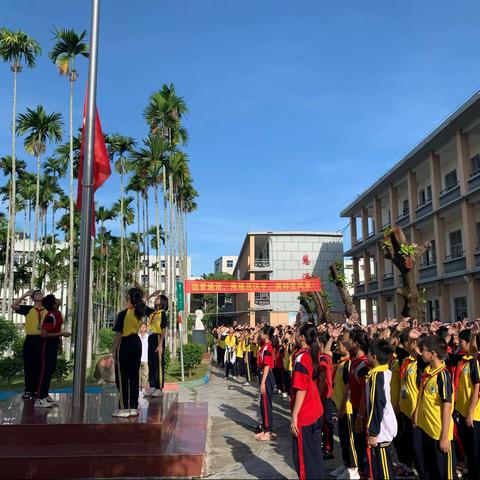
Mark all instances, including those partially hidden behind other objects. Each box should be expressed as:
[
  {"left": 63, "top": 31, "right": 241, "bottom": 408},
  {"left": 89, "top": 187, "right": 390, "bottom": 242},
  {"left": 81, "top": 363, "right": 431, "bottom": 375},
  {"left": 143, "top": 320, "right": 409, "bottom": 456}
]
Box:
[
  {"left": 45, "top": 395, "right": 59, "bottom": 406},
  {"left": 232, "top": 376, "right": 237, "bottom": 379},
  {"left": 330, "top": 465, "right": 347, "bottom": 477},
  {"left": 34, "top": 398, "right": 53, "bottom": 408},
  {"left": 143, "top": 389, "right": 153, "bottom": 397},
  {"left": 129, "top": 409, "right": 139, "bottom": 417},
  {"left": 282, "top": 392, "right": 288, "bottom": 398},
  {"left": 242, "top": 381, "right": 250, "bottom": 386},
  {"left": 22, "top": 391, "right": 32, "bottom": 400},
  {"left": 112, "top": 409, "right": 131, "bottom": 418},
  {"left": 152, "top": 389, "right": 163, "bottom": 397},
  {"left": 347, "top": 468, "right": 360, "bottom": 480}
]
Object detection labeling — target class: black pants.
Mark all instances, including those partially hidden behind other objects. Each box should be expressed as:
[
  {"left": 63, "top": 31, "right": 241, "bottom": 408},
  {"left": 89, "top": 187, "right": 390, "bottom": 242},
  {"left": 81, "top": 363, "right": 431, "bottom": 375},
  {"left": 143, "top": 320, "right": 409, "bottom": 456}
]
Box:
[
  {"left": 236, "top": 358, "right": 245, "bottom": 377},
  {"left": 217, "top": 346, "right": 224, "bottom": 367},
  {"left": 367, "top": 443, "right": 395, "bottom": 480},
  {"left": 273, "top": 367, "right": 286, "bottom": 392},
  {"left": 284, "top": 370, "right": 291, "bottom": 396},
  {"left": 37, "top": 337, "right": 60, "bottom": 399},
  {"left": 147, "top": 334, "right": 165, "bottom": 390},
  {"left": 225, "top": 359, "right": 236, "bottom": 378},
  {"left": 251, "top": 355, "right": 258, "bottom": 376},
  {"left": 352, "top": 409, "right": 367, "bottom": 472},
  {"left": 322, "top": 397, "right": 334, "bottom": 454},
  {"left": 115, "top": 335, "right": 141, "bottom": 409},
  {"left": 292, "top": 416, "right": 324, "bottom": 480},
  {"left": 416, "top": 428, "right": 457, "bottom": 480},
  {"left": 338, "top": 413, "right": 358, "bottom": 468},
  {"left": 23, "top": 335, "right": 41, "bottom": 394},
  {"left": 457, "top": 413, "right": 480, "bottom": 480},
  {"left": 394, "top": 411, "right": 416, "bottom": 469},
  {"left": 259, "top": 369, "right": 275, "bottom": 432},
  {"left": 244, "top": 353, "right": 252, "bottom": 383}
]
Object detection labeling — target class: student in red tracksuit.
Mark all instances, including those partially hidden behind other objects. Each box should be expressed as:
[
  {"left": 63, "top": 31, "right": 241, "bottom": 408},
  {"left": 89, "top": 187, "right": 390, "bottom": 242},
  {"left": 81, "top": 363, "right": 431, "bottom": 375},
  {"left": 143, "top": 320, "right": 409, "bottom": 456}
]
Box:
[
  {"left": 255, "top": 325, "right": 276, "bottom": 442},
  {"left": 291, "top": 323, "right": 324, "bottom": 480}
]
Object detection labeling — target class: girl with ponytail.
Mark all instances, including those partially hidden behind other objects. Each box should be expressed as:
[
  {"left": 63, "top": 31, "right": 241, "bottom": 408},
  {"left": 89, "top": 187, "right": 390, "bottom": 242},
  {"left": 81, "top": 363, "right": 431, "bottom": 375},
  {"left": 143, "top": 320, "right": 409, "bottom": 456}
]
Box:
[
  {"left": 291, "top": 323, "right": 324, "bottom": 480},
  {"left": 254, "top": 324, "right": 276, "bottom": 442},
  {"left": 112, "top": 287, "right": 154, "bottom": 418}
]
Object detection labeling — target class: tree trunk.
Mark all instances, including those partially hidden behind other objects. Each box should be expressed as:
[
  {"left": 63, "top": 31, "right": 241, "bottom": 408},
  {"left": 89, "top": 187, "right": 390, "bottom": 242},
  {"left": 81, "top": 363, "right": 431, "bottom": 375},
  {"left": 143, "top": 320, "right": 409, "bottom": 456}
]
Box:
[
  {"left": 31, "top": 152, "right": 41, "bottom": 289},
  {"left": 119, "top": 162, "right": 125, "bottom": 300},
  {"left": 329, "top": 263, "right": 357, "bottom": 319},
  {"left": 154, "top": 184, "right": 161, "bottom": 290},
  {"left": 2, "top": 192, "right": 12, "bottom": 319}
]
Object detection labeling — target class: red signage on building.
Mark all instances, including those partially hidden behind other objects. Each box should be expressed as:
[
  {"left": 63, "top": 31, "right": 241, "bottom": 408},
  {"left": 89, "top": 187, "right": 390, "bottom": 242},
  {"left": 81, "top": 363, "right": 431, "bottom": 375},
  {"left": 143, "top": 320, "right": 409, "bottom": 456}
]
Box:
[{"left": 184, "top": 278, "right": 321, "bottom": 294}]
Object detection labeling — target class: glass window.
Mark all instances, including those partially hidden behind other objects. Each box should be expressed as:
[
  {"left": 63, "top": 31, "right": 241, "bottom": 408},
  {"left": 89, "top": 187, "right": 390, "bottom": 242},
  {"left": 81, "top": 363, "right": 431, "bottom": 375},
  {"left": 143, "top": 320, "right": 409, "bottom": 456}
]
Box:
[
  {"left": 141, "top": 275, "right": 149, "bottom": 287},
  {"left": 449, "top": 230, "right": 463, "bottom": 258},
  {"left": 161, "top": 260, "right": 166, "bottom": 268},
  {"left": 476, "top": 222, "right": 480, "bottom": 248},
  {"left": 426, "top": 185, "right": 432, "bottom": 201},
  {"left": 453, "top": 297, "right": 468, "bottom": 321},
  {"left": 402, "top": 199, "right": 409, "bottom": 216},
  {"left": 418, "top": 189, "right": 426, "bottom": 206},
  {"left": 227, "top": 260, "right": 234, "bottom": 268},
  {"left": 444, "top": 170, "right": 458, "bottom": 190},
  {"left": 471, "top": 154, "right": 480, "bottom": 175}
]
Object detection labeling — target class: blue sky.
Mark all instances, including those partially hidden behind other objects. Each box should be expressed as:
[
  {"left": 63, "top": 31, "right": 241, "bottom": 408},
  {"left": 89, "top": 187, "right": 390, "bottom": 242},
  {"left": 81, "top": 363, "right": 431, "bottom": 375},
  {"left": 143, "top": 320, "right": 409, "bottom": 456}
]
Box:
[{"left": 2, "top": 0, "right": 480, "bottom": 275}]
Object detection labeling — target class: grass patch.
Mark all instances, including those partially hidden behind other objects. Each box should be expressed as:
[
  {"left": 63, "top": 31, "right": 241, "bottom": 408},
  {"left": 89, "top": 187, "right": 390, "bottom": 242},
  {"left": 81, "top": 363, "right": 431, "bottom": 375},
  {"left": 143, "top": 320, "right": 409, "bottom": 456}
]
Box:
[{"left": 165, "top": 360, "right": 209, "bottom": 383}]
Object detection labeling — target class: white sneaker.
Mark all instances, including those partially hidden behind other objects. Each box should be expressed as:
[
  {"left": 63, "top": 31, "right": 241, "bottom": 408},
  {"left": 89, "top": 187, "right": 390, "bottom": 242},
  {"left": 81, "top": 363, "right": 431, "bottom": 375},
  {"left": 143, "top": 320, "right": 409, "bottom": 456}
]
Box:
[
  {"left": 112, "top": 409, "right": 130, "bottom": 418},
  {"left": 232, "top": 376, "right": 237, "bottom": 379},
  {"left": 129, "top": 409, "right": 139, "bottom": 417},
  {"left": 282, "top": 392, "right": 288, "bottom": 398},
  {"left": 34, "top": 398, "right": 53, "bottom": 408},
  {"left": 330, "top": 465, "right": 347, "bottom": 477},
  {"left": 347, "top": 468, "right": 360, "bottom": 479},
  {"left": 45, "top": 395, "right": 59, "bottom": 406},
  {"left": 152, "top": 389, "right": 163, "bottom": 397},
  {"left": 242, "top": 381, "right": 250, "bottom": 386}
]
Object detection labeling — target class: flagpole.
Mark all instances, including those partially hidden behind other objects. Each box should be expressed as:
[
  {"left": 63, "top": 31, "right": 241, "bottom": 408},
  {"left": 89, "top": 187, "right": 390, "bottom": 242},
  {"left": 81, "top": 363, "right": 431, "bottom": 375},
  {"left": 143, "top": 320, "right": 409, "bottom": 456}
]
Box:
[{"left": 72, "top": 0, "right": 101, "bottom": 412}]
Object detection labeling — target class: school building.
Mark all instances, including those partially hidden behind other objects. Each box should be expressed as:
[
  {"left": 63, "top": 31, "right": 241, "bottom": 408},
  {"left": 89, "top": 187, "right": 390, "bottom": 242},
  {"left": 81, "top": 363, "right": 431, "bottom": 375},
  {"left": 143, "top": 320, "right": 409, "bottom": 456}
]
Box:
[
  {"left": 233, "top": 231, "right": 344, "bottom": 326},
  {"left": 341, "top": 91, "right": 480, "bottom": 324}
]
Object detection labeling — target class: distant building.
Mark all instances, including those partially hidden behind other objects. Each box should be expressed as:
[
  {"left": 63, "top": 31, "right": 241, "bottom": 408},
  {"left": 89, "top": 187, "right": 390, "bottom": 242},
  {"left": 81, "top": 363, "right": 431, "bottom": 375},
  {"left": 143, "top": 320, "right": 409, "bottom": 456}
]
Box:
[
  {"left": 139, "top": 255, "right": 192, "bottom": 292},
  {"left": 233, "top": 232, "right": 344, "bottom": 326},
  {"left": 214, "top": 256, "right": 238, "bottom": 275}
]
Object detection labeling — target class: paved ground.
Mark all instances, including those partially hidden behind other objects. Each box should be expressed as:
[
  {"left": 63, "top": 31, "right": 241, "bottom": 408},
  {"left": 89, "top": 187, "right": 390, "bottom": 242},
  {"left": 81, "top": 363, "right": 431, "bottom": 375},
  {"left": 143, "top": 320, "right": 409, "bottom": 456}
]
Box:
[{"left": 179, "top": 366, "right": 344, "bottom": 479}]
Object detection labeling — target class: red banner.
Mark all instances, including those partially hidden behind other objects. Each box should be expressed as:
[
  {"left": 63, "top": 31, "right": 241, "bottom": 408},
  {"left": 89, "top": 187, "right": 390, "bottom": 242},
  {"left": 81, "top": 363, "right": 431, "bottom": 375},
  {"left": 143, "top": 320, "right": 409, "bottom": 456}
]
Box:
[{"left": 184, "top": 278, "right": 321, "bottom": 294}]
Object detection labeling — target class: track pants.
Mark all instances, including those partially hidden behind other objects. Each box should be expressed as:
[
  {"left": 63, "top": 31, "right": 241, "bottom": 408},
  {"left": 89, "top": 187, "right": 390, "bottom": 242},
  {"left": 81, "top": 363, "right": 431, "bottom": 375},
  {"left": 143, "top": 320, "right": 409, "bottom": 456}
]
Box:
[
  {"left": 292, "top": 416, "right": 324, "bottom": 480},
  {"left": 273, "top": 367, "right": 286, "bottom": 392},
  {"left": 236, "top": 358, "right": 245, "bottom": 377},
  {"left": 225, "top": 359, "right": 236, "bottom": 377},
  {"left": 456, "top": 413, "right": 480, "bottom": 480},
  {"left": 37, "top": 337, "right": 60, "bottom": 399},
  {"left": 338, "top": 414, "right": 358, "bottom": 468},
  {"left": 244, "top": 353, "right": 252, "bottom": 383},
  {"left": 217, "top": 346, "right": 225, "bottom": 367},
  {"left": 393, "top": 411, "right": 419, "bottom": 470},
  {"left": 352, "top": 409, "right": 367, "bottom": 472},
  {"left": 322, "top": 397, "right": 334, "bottom": 454},
  {"left": 259, "top": 369, "right": 275, "bottom": 432},
  {"left": 115, "top": 335, "right": 141, "bottom": 409},
  {"left": 416, "top": 428, "right": 457, "bottom": 480},
  {"left": 367, "top": 443, "right": 395, "bottom": 480},
  {"left": 147, "top": 334, "right": 165, "bottom": 390},
  {"left": 23, "top": 335, "right": 41, "bottom": 394}
]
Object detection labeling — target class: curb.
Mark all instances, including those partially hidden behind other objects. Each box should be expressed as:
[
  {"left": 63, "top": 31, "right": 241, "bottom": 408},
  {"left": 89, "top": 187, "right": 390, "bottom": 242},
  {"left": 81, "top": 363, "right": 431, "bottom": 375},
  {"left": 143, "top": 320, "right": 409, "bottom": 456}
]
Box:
[{"left": 177, "top": 365, "right": 212, "bottom": 389}]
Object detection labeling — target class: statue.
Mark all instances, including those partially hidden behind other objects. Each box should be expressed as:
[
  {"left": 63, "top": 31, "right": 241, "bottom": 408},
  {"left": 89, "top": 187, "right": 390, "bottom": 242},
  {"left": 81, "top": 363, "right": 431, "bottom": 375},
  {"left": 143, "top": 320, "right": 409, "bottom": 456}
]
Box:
[{"left": 194, "top": 309, "right": 205, "bottom": 330}]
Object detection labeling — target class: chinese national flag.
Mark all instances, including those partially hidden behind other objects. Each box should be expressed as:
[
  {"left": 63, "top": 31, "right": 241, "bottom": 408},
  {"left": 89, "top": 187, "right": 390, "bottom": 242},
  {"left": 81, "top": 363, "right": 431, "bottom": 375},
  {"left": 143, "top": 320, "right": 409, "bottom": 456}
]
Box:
[{"left": 76, "top": 97, "right": 111, "bottom": 235}]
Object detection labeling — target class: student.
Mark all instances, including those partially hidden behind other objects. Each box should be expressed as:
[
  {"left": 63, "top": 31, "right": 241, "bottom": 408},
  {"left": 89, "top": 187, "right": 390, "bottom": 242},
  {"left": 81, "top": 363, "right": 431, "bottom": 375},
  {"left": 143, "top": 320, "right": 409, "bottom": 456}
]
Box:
[
  {"left": 35, "top": 294, "right": 71, "bottom": 408},
  {"left": 454, "top": 329, "right": 480, "bottom": 480},
  {"left": 283, "top": 335, "right": 294, "bottom": 399},
  {"left": 255, "top": 324, "right": 276, "bottom": 441},
  {"left": 317, "top": 332, "right": 334, "bottom": 460},
  {"left": 236, "top": 331, "right": 245, "bottom": 379},
  {"left": 331, "top": 335, "right": 359, "bottom": 480},
  {"left": 413, "top": 335, "right": 457, "bottom": 480},
  {"left": 273, "top": 337, "right": 287, "bottom": 396},
  {"left": 217, "top": 328, "right": 226, "bottom": 368},
  {"left": 242, "top": 333, "right": 252, "bottom": 386},
  {"left": 138, "top": 323, "right": 149, "bottom": 393},
  {"left": 290, "top": 323, "right": 324, "bottom": 480},
  {"left": 11, "top": 289, "right": 47, "bottom": 400},
  {"left": 365, "top": 339, "right": 398, "bottom": 480},
  {"left": 145, "top": 295, "right": 168, "bottom": 397},
  {"left": 250, "top": 333, "right": 259, "bottom": 377},
  {"left": 112, "top": 287, "right": 151, "bottom": 418},
  {"left": 224, "top": 327, "right": 237, "bottom": 379}
]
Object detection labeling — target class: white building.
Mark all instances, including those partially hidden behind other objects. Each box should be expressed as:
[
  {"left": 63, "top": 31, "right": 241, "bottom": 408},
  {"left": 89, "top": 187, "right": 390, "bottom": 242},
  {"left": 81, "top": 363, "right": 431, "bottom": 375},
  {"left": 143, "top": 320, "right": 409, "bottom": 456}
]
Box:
[{"left": 214, "top": 256, "right": 238, "bottom": 275}]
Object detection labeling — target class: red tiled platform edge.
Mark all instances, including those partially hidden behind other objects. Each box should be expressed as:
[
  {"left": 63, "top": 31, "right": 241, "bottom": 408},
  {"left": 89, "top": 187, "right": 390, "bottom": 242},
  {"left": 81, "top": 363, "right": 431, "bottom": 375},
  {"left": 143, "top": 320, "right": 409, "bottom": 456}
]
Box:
[{"left": 0, "top": 393, "right": 207, "bottom": 479}]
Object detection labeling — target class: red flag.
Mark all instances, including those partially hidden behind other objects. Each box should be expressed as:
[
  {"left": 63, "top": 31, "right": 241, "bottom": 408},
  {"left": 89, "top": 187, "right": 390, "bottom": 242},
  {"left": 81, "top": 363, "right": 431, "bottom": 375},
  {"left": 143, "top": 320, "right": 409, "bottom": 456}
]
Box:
[{"left": 76, "top": 97, "right": 111, "bottom": 235}]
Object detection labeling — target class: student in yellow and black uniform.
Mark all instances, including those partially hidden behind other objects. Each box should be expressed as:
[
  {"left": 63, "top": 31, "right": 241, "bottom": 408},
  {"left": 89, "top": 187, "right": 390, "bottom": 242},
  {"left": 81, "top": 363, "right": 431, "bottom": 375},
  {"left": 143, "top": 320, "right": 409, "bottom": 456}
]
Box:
[
  {"left": 243, "top": 333, "right": 252, "bottom": 386},
  {"left": 413, "top": 335, "right": 457, "bottom": 480},
  {"left": 224, "top": 327, "right": 238, "bottom": 379},
  {"left": 112, "top": 287, "right": 153, "bottom": 418},
  {"left": 454, "top": 329, "right": 480, "bottom": 480},
  {"left": 235, "top": 332, "right": 245, "bottom": 380},
  {"left": 251, "top": 335, "right": 259, "bottom": 377},
  {"left": 12, "top": 289, "right": 47, "bottom": 400},
  {"left": 145, "top": 295, "right": 168, "bottom": 398}
]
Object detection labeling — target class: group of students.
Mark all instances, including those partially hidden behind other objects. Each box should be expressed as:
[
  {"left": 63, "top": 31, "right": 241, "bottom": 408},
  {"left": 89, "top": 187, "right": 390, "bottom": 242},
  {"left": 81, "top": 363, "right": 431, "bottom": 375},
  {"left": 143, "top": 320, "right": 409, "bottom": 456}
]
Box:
[
  {"left": 235, "top": 317, "right": 480, "bottom": 480},
  {"left": 11, "top": 289, "right": 71, "bottom": 408}
]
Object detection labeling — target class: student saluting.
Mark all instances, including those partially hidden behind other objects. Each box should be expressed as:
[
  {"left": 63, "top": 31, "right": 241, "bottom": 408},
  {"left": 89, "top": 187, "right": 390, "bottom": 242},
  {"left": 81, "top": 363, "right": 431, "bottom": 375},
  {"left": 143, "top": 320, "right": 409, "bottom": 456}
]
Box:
[{"left": 11, "top": 289, "right": 47, "bottom": 400}]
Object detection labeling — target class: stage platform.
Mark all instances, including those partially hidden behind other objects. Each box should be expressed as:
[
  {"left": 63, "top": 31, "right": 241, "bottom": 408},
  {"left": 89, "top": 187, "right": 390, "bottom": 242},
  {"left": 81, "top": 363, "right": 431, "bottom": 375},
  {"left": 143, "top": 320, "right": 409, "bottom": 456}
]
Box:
[{"left": 0, "top": 392, "right": 208, "bottom": 479}]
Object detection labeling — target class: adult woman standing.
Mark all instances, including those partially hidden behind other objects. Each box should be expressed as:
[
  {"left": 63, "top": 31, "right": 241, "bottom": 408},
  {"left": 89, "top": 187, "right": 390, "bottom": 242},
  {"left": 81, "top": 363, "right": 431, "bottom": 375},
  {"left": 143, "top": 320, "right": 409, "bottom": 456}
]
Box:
[
  {"left": 112, "top": 287, "right": 152, "bottom": 418},
  {"left": 145, "top": 295, "right": 168, "bottom": 397}
]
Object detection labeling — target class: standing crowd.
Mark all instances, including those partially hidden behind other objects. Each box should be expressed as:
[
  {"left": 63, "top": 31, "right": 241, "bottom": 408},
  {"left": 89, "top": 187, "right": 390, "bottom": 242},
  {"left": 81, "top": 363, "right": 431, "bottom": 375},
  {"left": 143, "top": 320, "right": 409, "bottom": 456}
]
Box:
[{"left": 213, "top": 317, "right": 480, "bottom": 480}]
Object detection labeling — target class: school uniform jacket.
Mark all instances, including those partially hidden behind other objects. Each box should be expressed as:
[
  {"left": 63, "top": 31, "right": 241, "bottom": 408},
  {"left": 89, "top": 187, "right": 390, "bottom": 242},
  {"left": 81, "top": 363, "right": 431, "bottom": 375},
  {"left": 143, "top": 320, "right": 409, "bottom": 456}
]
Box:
[{"left": 365, "top": 364, "right": 398, "bottom": 443}]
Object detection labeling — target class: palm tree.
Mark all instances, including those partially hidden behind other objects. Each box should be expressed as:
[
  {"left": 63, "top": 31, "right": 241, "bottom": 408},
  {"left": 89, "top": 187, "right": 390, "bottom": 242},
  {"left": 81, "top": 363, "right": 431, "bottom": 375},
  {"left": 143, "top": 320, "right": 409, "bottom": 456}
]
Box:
[
  {"left": 0, "top": 28, "right": 41, "bottom": 319},
  {"left": 17, "top": 105, "right": 63, "bottom": 288},
  {"left": 49, "top": 27, "right": 89, "bottom": 356},
  {"left": 107, "top": 134, "right": 135, "bottom": 296}
]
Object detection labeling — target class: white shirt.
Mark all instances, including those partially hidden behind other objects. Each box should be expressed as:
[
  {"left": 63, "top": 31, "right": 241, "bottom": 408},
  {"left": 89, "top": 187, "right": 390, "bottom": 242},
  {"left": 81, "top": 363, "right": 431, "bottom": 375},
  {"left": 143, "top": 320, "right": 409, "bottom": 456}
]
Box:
[{"left": 139, "top": 333, "right": 149, "bottom": 363}]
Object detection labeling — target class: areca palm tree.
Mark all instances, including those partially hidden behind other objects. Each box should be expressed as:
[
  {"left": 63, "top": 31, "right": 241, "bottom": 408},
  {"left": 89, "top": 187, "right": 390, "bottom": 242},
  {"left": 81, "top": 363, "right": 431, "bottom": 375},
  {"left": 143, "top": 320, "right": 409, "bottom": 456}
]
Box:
[
  {"left": 50, "top": 27, "right": 89, "bottom": 355},
  {"left": 0, "top": 28, "right": 41, "bottom": 319},
  {"left": 17, "top": 105, "right": 63, "bottom": 287}
]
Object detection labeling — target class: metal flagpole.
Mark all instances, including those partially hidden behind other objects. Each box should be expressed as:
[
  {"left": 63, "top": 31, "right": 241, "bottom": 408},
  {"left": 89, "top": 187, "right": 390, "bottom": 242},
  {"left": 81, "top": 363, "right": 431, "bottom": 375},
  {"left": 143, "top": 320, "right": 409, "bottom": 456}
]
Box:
[{"left": 72, "top": 0, "right": 101, "bottom": 411}]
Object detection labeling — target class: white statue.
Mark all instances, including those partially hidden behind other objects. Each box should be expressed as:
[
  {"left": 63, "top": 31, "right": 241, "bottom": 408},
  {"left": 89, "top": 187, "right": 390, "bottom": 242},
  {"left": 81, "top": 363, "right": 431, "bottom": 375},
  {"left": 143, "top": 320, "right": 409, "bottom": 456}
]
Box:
[{"left": 194, "top": 309, "right": 205, "bottom": 330}]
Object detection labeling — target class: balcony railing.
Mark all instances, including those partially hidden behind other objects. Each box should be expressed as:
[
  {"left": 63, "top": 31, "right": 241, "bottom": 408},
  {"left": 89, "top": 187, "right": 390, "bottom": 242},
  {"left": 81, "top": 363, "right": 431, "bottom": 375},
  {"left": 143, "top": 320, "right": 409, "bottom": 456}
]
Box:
[
  {"left": 415, "top": 200, "right": 433, "bottom": 218},
  {"left": 475, "top": 247, "right": 480, "bottom": 268},
  {"left": 444, "top": 251, "right": 466, "bottom": 274},
  {"left": 439, "top": 182, "right": 461, "bottom": 206},
  {"left": 419, "top": 262, "right": 437, "bottom": 280},
  {"left": 354, "top": 238, "right": 363, "bottom": 246},
  {"left": 355, "top": 282, "right": 365, "bottom": 294},
  {"left": 469, "top": 170, "right": 480, "bottom": 191},
  {"left": 366, "top": 232, "right": 376, "bottom": 240},
  {"left": 254, "top": 293, "right": 270, "bottom": 306},
  {"left": 253, "top": 259, "right": 271, "bottom": 269},
  {"left": 396, "top": 212, "right": 410, "bottom": 227},
  {"left": 383, "top": 273, "right": 394, "bottom": 288}
]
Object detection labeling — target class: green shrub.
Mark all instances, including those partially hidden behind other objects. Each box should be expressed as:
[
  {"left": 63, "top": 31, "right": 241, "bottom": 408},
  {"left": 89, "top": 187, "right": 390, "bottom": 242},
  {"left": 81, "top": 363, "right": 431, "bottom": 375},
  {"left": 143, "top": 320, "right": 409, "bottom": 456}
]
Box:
[
  {"left": 164, "top": 345, "right": 171, "bottom": 371},
  {"left": 0, "top": 316, "right": 21, "bottom": 356},
  {"left": 54, "top": 356, "right": 73, "bottom": 383},
  {"left": 0, "top": 355, "right": 23, "bottom": 385},
  {"left": 98, "top": 328, "right": 115, "bottom": 354},
  {"left": 206, "top": 332, "right": 214, "bottom": 351},
  {"left": 178, "top": 342, "right": 205, "bottom": 377},
  {"left": 187, "top": 333, "right": 193, "bottom": 343}
]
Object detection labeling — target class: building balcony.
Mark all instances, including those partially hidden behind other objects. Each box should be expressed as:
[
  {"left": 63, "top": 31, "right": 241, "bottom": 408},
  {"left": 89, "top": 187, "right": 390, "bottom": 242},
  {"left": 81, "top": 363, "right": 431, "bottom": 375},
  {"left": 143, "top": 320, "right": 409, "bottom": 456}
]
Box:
[
  {"left": 354, "top": 237, "right": 363, "bottom": 246},
  {"left": 383, "top": 273, "right": 394, "bottom": 289},
  {"left": 419, "top": 261, "right": 437, "bottom": 280},
  {"left": 254, "top": 293, "right": 271, "bottom": 308},
  {"left": 468, "top": 170, "right": 480, "bottom": 191},
  {"left": 444, "top": 252, "right": 466, "bottom": 274},
  {"left": 380, "top": 223, "right": 390, "bottom": 234},
  {"left": 250, "top": 259, "right": 272, "bottom": 271},
  {"left": 396, "top": 212, "right": 410, "bottom": 228},
  {"left": 439, "top": 183, "right": 460, "bottom": 206},
  {"left": 366, "top": 231, "right": 376, "bottom": 240},
  {"left": 415, "top": 200, "right": 433, "bottom": 219},
  {"left": 475, "top": 248, "right": 480, "bottom": 268},
  {"left": 368, "top": 277, "right": 378, "bottom": 291},
  {"left": 355, "top": 282, "right": 365, "bottom": 295}
]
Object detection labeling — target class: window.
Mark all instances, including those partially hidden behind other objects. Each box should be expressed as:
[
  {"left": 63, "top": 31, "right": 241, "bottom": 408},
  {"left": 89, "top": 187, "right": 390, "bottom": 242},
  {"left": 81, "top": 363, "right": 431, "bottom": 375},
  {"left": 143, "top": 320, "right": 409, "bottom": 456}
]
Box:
[
  {"left": 141, "top": 275, "right": 149, "bottom": 287},
  {"left": 418, "top": 189, "right": 426, "bottom": 206},
  {"left": 143, "top": 259, "right": 149, "bottom": 268},
  {"left": 227, "top": 260, "right": 234, "bottom": 268},
  {"left": 471, "top": 154, "right": 480, "bottom": 176},
  {"left": 453, "top": 297, "right": 468, "bottom": 321},
  {"left": 426, "top": 185, "right": 432, "bottom": 201},
  {"left": 423, "top": 239, "right": 436, "bottom": 265},
  {"left": 476, "top": 222, "right": 480, "bottom": 249},
  {"left": 449, "top": 230, "right": 463, "bottom": 258},
  {"left": 161, "top": 260, "right": 166, "bottom": 268},
  {"left": 444, "top": 170, "right": 458, "bottom": 191},
  {"left": 402, "top": 199, "right": 409, "bottom": 216}
]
